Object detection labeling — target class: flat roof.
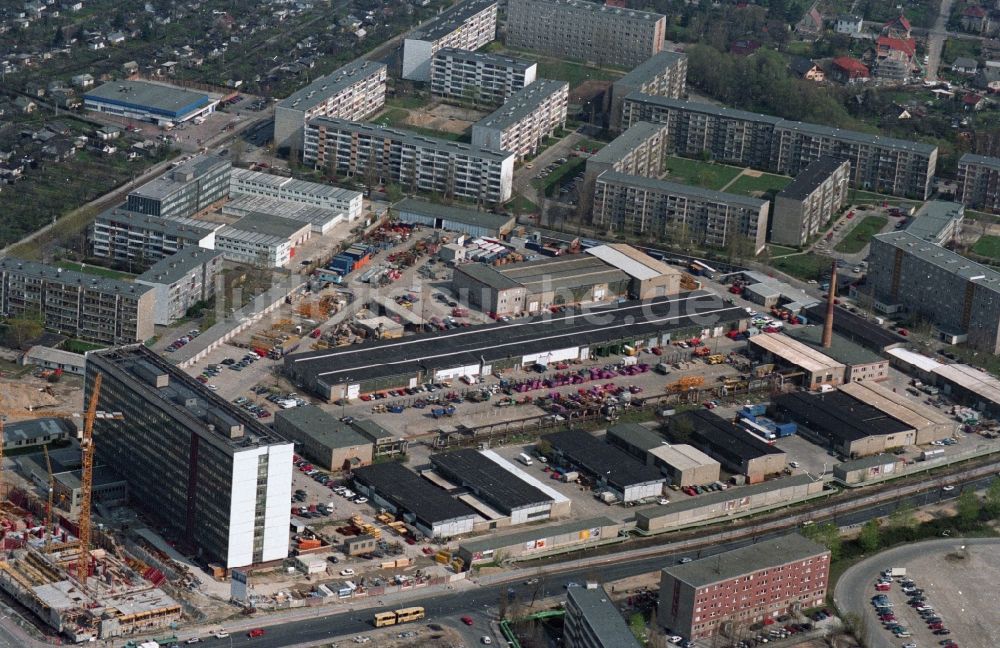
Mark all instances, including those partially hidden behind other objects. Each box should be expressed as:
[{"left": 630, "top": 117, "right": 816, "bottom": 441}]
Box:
[
  {"left": 434, "top": 47, "right": 535, "bottom": 71},
  {"left": 543, "top": 429, "right": 664, "bottom": 489},
  {"left": 933, "top": 363, "right": 1000, "bottom": 405},
  {"left": 350, "top": 418, "right": 396, "bottom": 441},
  {"left": 802, "top": 304, "right": 906, "bottom": 350},
  {"left": 473, "top": 79, "right": 568, "bottom": 131},
  {"left": 456, "top": 263, "right": 523, "bottom": 290},
  {"left": 0, "top": 258, "right": 152, "bottom": 298},
  {"left": 662, "top": 532, "right": 827, "bottom": 587},
  {"left": 637, "top": 474, "right": 812, "bottom": 521},
  {"left": 606, "top": 423, "right": 664, "bottom": 452},
  {"left": 393, "top": 197, "right": 515, "bottom": 231},
  {"left": 874, "top": 232, "right": 1000, "bottom": 291},
  {"left": 85, "top": 80, "right": 209, "bottom": 117},
  {"left": 836, "top": 453, "right": 900, "bottom": 471},
  {"left": 784, "top": 326, "right": 884, "bottom": 366},
  {"left": 24, "top": 346, "right": 86, "bottom": 368},
  {"left": 597, "top": 170, "right": 768, "bottom": 209},
  {"left": 224, "top": 194, "right": 343, "bottom": 229},
  {"left": 885, "top": 347, "right": 944, "bottom": 372},
  {"left": 614, "top": 50, "right": 687, "bottom": 90},
  {"left": 3, "top": 417, "right": 75, "bottom": 446},
  {"left": 136, "top": 247, "right": 222, "bottom": 285},
  {"left": 748, "top": 333, "right": 846, "bottom": 374},
  {"left": 277, "top": 60, "right": 386, "bottom": 111},
  {"left": 959, "top": 152, "right": 1000, "bottom": 170},
  {"left": 285, "top": 292, "right": 746, "bottom": 387},
  {"left": 352, "top": 462, "right": 477, "bottom": 525},
  {"left": 774, "top": 390, "right": 912, "bottom": 442},
  {"left": 231, "top": 167, "right": 362, "bottom": 203},
  {"left": 566, "top": 585, "right": 643, "bottom": 648},
  {"left": 903, "top": 200, "right": 964, "bottom": 242},
  {"left": 586, "top": 243, "right": 680, "bottom": 281},
  {"left": 54, "top": 464, "right": 126, "bottom": 491},
  {"left": 498, "top": 255, "right": 630, "bottom": 293},
  {"left": 839, "top": 381, "right": 953, "bottom": 430},
  {"left": 648, "top": 443, "right": 719, "bottom": 470},
  {"left": 459, "top": 516, "right": 617, "bottom": 554},
  {"left": 678, "top": 410, "right": 785, "bottom": 462},
  {"left": 96, "top": 205, "right": 218, "bottom": 239},
  {"left": 223, "top": 211, "right": 311, "bottom": 241},
  {"left": 587, "top": 122, "right": 667, "bottom": 167},
  {"left": 409, "top": 0, "right": 496, "bottom": 41},
  {"left": 527, "top": 0, "right": 665, "bottom": 21},
  {"left": 130, "top": 154, "right": 230, "bottom": 201},
  {"left": 275, "top": 405, "right": 370, "bottom": 450},
  {"left": 777, "top": 157, "right": 847, "bottom": 201},
  {"left": 430, "top": 449, "right": 555, "bottom": 511}
]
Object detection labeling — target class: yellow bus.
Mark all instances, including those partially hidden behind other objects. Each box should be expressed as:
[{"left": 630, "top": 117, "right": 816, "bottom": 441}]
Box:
[
  {"left": 373, "top": 611, "right": 398, "bottom": 628},
  {"left": 394, "top": 607, "right": 425, "bottom": 623}
]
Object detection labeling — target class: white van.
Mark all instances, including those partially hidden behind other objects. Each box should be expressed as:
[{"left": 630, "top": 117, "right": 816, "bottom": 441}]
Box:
[{"left": 517, "top": 453, "right": 533, "bottom": 466}]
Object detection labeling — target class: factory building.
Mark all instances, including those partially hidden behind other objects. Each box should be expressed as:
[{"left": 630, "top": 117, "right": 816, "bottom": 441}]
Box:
[
  {"left": 86, "top": 345, "right": 293, "bottom": 568},
  {"left": 402, "top": 0, "right": 498, "bottom": 80},
  {"left": 90, "top": 206, "right": 220, "bottom": 268},
  {"left": 222, "top": 194, "right": 344, "bottom": 236},
  {"left": 608, "top": 51, "right": 687, "bottom": 131},
  {"left": 274, "top": 405, "right": 373, "bottom": 471},
  {"left": 393, "top": 198, "right": 516, "bottom": 238},
  {"left": 350, "top": 419, "right": 409, "bottom": 458},
  {"left": 668, "top": 410, "right": 787, "bottom": 484},
  {"left": 658, "top": 533, "right": 829, "bottom": 640},
  {"left": 868, "top": 231, "right": 1000, "bottom": 353},
  {"left": 903, "top": 200, "right": 964, "bottom": 245},
  {"left": 20, "top": 346, "right": 86, "bottom": 376},
  {"left": 431, "top": 49, "right": 537, "bottom": 105},
  {"left": 747, "top": 333, "right": 846, "bottom": 389},
  {"left": 783, "top": 326, "right": 889, "bottom": 383},
  {"left": 351, "top": 462, "right": 478, "bottom": 538},
  {"left": 135, "top": 246, "right": 224, "bottom": 325},
  {"left": 429, "top": 449, "right": 571, "bottom": 527},
  {"left": 885, "top": 353, "right": 1000, "bottom": 418},
  {"left": 833, "top": 454, "right": 906, "bottom": 486},
  {"left": 605, "top": 423, "right": 720, "bottom": 486},
  {"left": 582, "top": 122, "right": 670, "bottom": 204},
  {"left": 127, "top": 154, "right": 231, "bottom": 220},
  {"left": 215, "top": 212, "right": 312, "bottom": 268},
  {"left": 84, "top": 80, "right": 217, "bottom": 126},
  {"left": 0, "top": 258, "right": 155, "bottom": 346},
  {"left": 543, "top": 429, "right": 666, "bottom": 502},
  {"left": 229, "top": 167, "right": 363, "bottom": 222},
  {"left": 470, "top": 79, "right": 569, "bottom": 161},
  {"left": 273, "top": 60, "right": 387, "bottom": 153},
  {"left": 506, "top": 0, "right": 666, "bottom": 70},
  {"left": 585, "top": 244, "right": 683, "bottom": 299},
  {"left": 456, "top": 517, "right": 622, "bottom": 568},
  {"left": 771, "top": 157, "right": 851, "bottom": 247},
  {"left": 592, "top": 172, "right": 769, "bottom": 254},
  {"left": 802, "top": 303, "right": 906, "bottom": 352},
  {"left": 957, "top": 153, "right": 1000, "bottom": 213},
  {"left": 565, "top": 583, "right": 643, "bottom": 648},
  {"left": 304, "top": 118, "right": 515, "bottom": 204}
]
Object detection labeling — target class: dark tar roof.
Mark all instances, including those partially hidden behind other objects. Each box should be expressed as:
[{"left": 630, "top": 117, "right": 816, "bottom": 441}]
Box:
[
  {"left": 774, "top": 391, "right": 912, "bottom": 442},
  {"left": 352, "top": 462, "right": 477, "bottom": 525},
  {"left": 803, "top": 303, "right": 906, "bottom": 351},
  {"left": 777, "top": 157, "right": 848, "bottom": 201},
  {"left": 543, "top": 429, "right": 663, "bottom": 489},
  {"left": 678, "top": 410, "right": 784, "bottom": 463},
  {"left": 606, "top": 423, "right": 663, "bottom": 453},
  {"left": 663, "top": 532, "right": 827, "bottom": 586},
  {"left": 430, "top": 449, "right": 553, "bottom": 511},
  {"left": 566, "top": 586, "right": 643, "bottom": 648},
  {"left": 285, "top": 292, "right": 745, "bottom": 387}
]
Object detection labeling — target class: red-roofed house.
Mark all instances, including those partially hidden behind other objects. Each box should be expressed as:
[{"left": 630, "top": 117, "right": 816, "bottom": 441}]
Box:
[
  {"left": 882, "top": 14, "right": 912, "bottom": 39},
  {"left": 876, "top": 36, "right": 917, "bottom": 59},
  {"left": 963, "top": 93, "right": 988, "bottom": 110},
  {"left": 830, "top": 57, "right": 870, "bottom": 84}
]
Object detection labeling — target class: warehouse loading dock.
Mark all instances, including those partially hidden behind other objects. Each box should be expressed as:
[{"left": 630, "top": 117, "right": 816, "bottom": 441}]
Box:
[
  {"left": 668, "top": 410, "right": 787, "bottom": 484},
  {"left": 543, "top": 429, "right": 665, "bottom": 503}
]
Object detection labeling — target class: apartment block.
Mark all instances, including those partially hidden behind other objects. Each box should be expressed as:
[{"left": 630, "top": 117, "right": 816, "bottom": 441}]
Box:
[
  {"left": 869, "top": 231, "right": 1000, "bottom": 354},
  {"left": 273, "top": 60, "right": 387, "bottom": 154},
  {"left": 135, "top": 247, "right": 223, "bottom": 325},
  {"left": 91, "top": 205, "right": 220, "bottom": 268},
  {"left": 0, "top": 258, "right": 154, "bottom": 345},
  {"left": 658, "top": 533, "right": 829, "bottom": 640},
  {"left": 506, "top": 0, "right": 665, "bottom": 70},
  {"left": 127, "top": 154, "right": 232, "bottom": 220},
  {"left": 402, "top": 0, "right": 498, "bottom": 80},
  {"left": 622, "top": 94, "right": 937, "bottom": 199},
  {"left": 592, "top": 171, "right": 769, "bottom": 254},
  {"left": 608, "top": 50, "right": 687, "bottom": 131},
  {"left": 771, "top": 157, "right": 851, "bottom": 246},
  {"left": 564, "top": 583, "right": 642, "bottom": 648},
  {"left": 470, "top": 79, "right": 568, "bottom": 161},
  {"left": 86, "top": 346, "right": 294, "bottom": 568},
  {"left": 431, "top": 48, "right": 537, "bottom": 105},
  {"left": 230, "top": 167, "right": 363, "bottom": 221},
  {"left": 582, "top": 121, "right": 669, "bottom": 204},
  {"left": 957, "top": 153, "right": 1000, "bottom": 212},
  {"left": 304, "top": 117, "right": 515, "bottom": 204}
]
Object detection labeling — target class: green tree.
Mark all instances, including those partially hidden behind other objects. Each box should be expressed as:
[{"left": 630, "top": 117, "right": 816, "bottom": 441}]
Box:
[
  {"left": 801, "top": 522, "right": 842, "bottom": 560},
  {"left": 628, "top": 612, "right": 647, "bottom": 642},
  {"left": 888, "top": 501, "right": 917, "bottom": 536},
  {"left": 957, "top": 489, "right": 980, "bottom": 529},
  {"left": 858, "top": 520, "right": 880, "bottom": 553},
  {"left": 4, "top": 315, "right": 44, "bottom": 349},
  {"left": 984, "top": 478, "right": 1000, "bottom": 518}
]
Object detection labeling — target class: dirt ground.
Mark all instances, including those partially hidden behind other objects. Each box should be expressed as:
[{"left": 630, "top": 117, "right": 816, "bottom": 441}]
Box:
[
  {"left": 403, "top": 103, "right": 486, "bottom": 134},
  {"left": 569, "top": 80, "right": 610, "bottom": 104},
  {"left": 0, "top": 374, "right": 81, "bottom": 413}
]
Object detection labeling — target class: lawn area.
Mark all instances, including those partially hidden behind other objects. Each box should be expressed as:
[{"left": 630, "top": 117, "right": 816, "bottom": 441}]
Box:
[
  {"left": 664, "top": 157, "right": 742, "bottom": 191},
  {"left": 385, "top": 96, "right": 427, "bottom": 110},
  {"left": 535, "top": 57, "right": 625, "bottom": 86},
  {"left": 770, "top": 252, "right": 831, "bottom": 281},
  {"left": 507, "top": 194, "right": 539, "bottom": 214},
  {"left": 766, "top": 244, "right": 799, "bottom": 257},
  {"left": 848, "top": 189, "right": 921, "bottom": 210},
  {"left": 834, "top": 215, "right": 888, "bottom": 253},
  {"left": 724, "top": 172, "right": 792, "bottom": 197},
  {"left": 377, "top": 108, "right": 410, "bottom": 127},
  {"left": 971, "top": 234, "right": 1000, "bottom": 260},
  {"left": 63, "top": 339, "right": 107, "bottom": 354},
  {"left": 55, "top": 261, "right": 134, "bottom": 281}
]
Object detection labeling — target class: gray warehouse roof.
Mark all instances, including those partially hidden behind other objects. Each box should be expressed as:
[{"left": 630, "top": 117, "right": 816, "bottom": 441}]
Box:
[
  {"left": 587, "top": 121, "right": 667, "bottom": 167},
  {"left": 598, "top": 171, "right": 768, "bottom": 209},
  {"left": 136, "top": 247, "right": 222, "bottom": 285},
  {"left": 606, "top": 423, "right": 664, "bottom": 453},
  {"left": 277, "top": 60, "right": 386, "bottom": 111},
  {"left": 454, "top": 263, "right": 523, "bottom": 290},
  {"left": 393, "top": 197, "right": 514, "bottom": 231},
  {"left": 409, "top": 0, "right": 497, "bottom": 41},
  {"left": 225, "top": 211, "right": 310, "bottom": 240},
  {"left": 473, "top": 79, "right": 568, "bottom": 131},
  {"left": 3, "top": 417, "right": 75, "bottom": 446},
  {"left": 275, "top": 405, "right": 370, "bottom": 450},
  {"left": 777, "top": 157, "right": 847, "bottom": 201},
  {"left": 85, "top": 80, "right": 209, "bottom": 113},
  {"left": 663, "top": 532, "right": 827, "bottom": 587},
  {"left": 544, "top": 428, "right": 663, "bottom": 490},
  {"left": 785, "top": 325, "right": 884, "bottom": 366}
]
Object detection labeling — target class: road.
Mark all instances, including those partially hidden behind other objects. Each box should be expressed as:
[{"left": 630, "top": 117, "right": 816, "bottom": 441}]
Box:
[{"left": 924, "top": 0, "right": 958, "bottom": 81}]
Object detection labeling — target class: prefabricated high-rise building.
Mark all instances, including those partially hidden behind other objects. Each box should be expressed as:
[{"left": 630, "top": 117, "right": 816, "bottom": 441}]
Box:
[
  {"left": 430, "top": 48, "right": 537, "bottom": 105},
  {"left": 85, "top": 346, "right": 294, "bottom": 569},
  {"left": 402, "top": 0, "right": 498, "bottom": 80}
]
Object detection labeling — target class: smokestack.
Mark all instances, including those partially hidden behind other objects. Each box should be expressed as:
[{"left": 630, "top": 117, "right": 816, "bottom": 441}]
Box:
[{"left": 822, "top": 260, "right": 837, "bottom": 349}]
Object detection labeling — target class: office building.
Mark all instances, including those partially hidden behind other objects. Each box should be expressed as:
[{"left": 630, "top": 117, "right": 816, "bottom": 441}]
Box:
[
  {"left": 868, "top": 231, "right": 1000, "bottom": 353},
  {"left": 658, "top": 533, "right": 829, "bottom": 640},
  {"left": 304, "top": 118, "right": 515, "bottom": 204},
  {"left": 0, "top": 258, "right": 154, "bottom": 346},
  {"left": 90, "top": 205, "right": 219, "bottom": 267},
  {"left": 771, "top": 157, "right": 851, "bottom": 246},
  {"left": 957, "top": 153, "right": 1000, "bottom": 212},
  {"left": 903, "top": 200, "right": 964, "bottom": 244},
  {"left": 592, "top": 172, "right": 769, "bottom": 254},
  {"left": 215, "top": 212, "right": 312, "bottom": 268},
  {"left": 135, "top": 247, "right": 224, "bottom": 325},
  {"left": 84, "top": 80, "right": 217, "bottom": 126},
  {"left": 608, "top": 50, "right": 687, "bottom": 131},
  {"left": 582, "top": 121, "right": 669, "bottom": 202},
  {"left": 230, "top": 167, "right": 363, "bottom": 222},
  {"left": 622, "top": 95, "right": 937, "bottom": 199},
  {"left": 402, "top": 0, "right": 498, "bottom": 80},
  {"left": 86, "top": 345, "right": 293, "bottom": 568},
  {"left": 471, "top": 79, "right": 568, "bottom": 161},
  {"left": 506, "top": 0, "right": 665, "bottom": 70},
  {"left": 431, "top": 48, "right": 537, "bottom": 105},
  {"left": 127, "top": 154, "right": 232, "bottom": 220},
  {"left": 667, "top": 410, "right": 786, "bottom": 484},
  {"left": 274, "top": 405, "right": 373, "bottom": 471},
  {"left": 273, "top": 60, "right": 387, "bottom": 153},
  {"left": 564, "top": 583, "right": 642, "bottom": 648}
]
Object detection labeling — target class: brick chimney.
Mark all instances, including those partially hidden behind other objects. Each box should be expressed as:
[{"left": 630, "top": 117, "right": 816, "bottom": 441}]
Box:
[{"left": 822, "top": 260, "right": 837, "bottom": 348}]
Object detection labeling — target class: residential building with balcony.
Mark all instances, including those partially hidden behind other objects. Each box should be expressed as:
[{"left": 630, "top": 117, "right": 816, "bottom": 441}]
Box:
[
  {"left": 127, "top": 154, "right": 232, "bottom": 220},
  {"left": 402, "top": 0, "right": 498, "bottom": 80},
  {"left": 135, "top": 247, "right": 224, "bottom": 325},
  {"left": 582, "top": 121, "right": 669, "bottom": 205},
  {"left": 771, "top": 157, "right": 851, "bottom": 246},
  {"left": 608, "top": 50, "right": 687, "bottom": 131},
  {"left": 430, "top": 48, "right": 537, "bottom": 105},
  {"left": 470, "top": 79, "right": 568, "bottom": 161},
  {"left": 90, "top": 205, "right": 220, "bottom": 268},
  {"left": 957, "top": 153, "right": 1000, "bottom": 213}
]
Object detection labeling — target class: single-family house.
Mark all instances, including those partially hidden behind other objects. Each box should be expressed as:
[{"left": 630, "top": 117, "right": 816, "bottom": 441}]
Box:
[
  {"left": 830, "top": 57, "right": 870, "bottom": 84},
  {"left": 975, "top": 65, "right": 1000, "bottom": 90},
  {"left": 790, "top": 57, "right": 825, "bottom": 81},
  {"left": 882, "top": 14, "right": 912, "bottom": 39},
  {"left": 14, "top": 97, "right": 36, "bottom": 113},
  {"left": 835, "top": 14, "right": 865, "bottom": 36},
  {"left": 952, "top": 57, "right": 979, "bottom": 74},
  {"left": 71, "top": 73, "right": 94, "bottom": 87},
  {"left": 961, "top": 6, "right": 993, "bottom": 34}
]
